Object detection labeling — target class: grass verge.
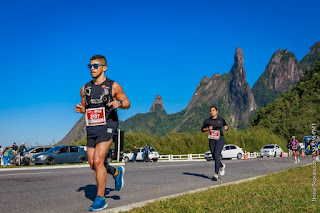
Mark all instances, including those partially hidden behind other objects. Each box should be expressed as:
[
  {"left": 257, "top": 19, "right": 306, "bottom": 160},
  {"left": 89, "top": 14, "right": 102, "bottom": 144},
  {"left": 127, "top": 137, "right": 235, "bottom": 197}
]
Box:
[{"left": 127, "top": 163, "right": 320, "bottom": 213}]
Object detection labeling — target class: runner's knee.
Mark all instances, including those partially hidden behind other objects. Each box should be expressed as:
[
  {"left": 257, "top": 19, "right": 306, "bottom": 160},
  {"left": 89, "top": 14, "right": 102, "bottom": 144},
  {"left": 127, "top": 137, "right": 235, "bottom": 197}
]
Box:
[{"left": 93, "top": 156, "right": 104, "bottom": 167}]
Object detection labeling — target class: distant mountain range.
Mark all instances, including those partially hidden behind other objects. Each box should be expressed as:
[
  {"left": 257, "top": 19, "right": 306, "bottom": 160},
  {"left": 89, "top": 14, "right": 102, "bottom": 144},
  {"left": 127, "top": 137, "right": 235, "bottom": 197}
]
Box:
[{"left": 58, "top": 42, "right": 320, "bottom": 145}]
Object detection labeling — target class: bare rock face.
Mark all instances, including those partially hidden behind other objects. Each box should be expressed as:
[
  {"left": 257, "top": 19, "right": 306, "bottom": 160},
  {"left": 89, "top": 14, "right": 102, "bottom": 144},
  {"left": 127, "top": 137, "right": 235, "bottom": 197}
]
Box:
[
  {"left": 229, "top": 47, "right": 257, "bottom": 123},
  {"left": 259, "top": 49, "right": 302, "bottom": 92},
  {"left": 150, "top": 95, "right": 165, "bottom": 112},
  {"left": 252, "top": 48, "right": 304, "bottom": 108},
  {"left": 183, "top": 47, "right": 256, "bottom": 128}
]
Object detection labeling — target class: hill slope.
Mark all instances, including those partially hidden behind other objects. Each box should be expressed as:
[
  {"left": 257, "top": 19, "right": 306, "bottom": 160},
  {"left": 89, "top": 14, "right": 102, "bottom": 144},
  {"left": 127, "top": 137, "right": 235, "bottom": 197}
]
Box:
[{"left": 251, "top": 58, "right": 320, "bottom": 140}]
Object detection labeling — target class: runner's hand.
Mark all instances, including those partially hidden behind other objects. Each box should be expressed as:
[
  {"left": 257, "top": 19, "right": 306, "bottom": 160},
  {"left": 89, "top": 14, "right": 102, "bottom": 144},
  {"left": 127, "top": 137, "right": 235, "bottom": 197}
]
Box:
[
  {"left": 75, "top": 103, "right": 85, "bottom": 113},
  {"left": 108, "top": 101, "right": 122, "bottom": 109},
  {"left": 208, "top": 126, "right": 213, "bottom": 130}
]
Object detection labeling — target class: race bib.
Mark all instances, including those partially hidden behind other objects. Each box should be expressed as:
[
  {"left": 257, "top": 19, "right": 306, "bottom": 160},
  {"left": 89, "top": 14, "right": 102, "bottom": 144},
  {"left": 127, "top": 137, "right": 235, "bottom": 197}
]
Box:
[
  {"left": 208, "top": 130, "right": 220, "bottom": 140},
  {"left": 85, "top": 107, "right": 106, "bottom": 126}
]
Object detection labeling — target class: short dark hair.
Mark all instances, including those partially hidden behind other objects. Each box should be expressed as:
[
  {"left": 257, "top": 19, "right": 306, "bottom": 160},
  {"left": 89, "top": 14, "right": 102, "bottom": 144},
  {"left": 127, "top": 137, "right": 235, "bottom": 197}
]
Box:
[
  {"left": 90, "top": 55, "right": 107, "bottom": 66},
  {"left": 210, "top": 105, "right": 218, "bottom": 111}
]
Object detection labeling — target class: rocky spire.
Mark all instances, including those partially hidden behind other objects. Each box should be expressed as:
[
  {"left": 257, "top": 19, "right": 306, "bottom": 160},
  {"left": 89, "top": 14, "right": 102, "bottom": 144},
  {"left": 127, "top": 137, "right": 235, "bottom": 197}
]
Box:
[
  {"left": 150, "top": 95, "right": 165, "bottom": 112},
  {"left": 229, "top": 47, "right": 256, "bottom": 122},
  {"left": 230, "top": 47, "right": 246, "bottom": 80}
]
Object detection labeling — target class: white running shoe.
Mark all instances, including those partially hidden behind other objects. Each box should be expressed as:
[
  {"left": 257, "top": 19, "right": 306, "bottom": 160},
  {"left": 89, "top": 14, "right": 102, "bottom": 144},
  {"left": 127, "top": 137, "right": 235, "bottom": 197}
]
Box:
[
  {"left": 211, "top": 173, "right": 218, "bottom": 181},
  {"left": 219, "top": 163, "right": 226, "bottom": 176},
  {"left": 298, "top": 158, "right": 300, "bottom": 162},
  {"left": 295, "top": 160, "right": 297, "bottom": 163}
]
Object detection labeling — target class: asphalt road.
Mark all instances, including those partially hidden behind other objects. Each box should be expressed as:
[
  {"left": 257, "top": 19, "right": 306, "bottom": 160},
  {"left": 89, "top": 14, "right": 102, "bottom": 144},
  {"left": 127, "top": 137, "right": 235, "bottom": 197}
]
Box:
[{"left": 0, "top": 156, "right": 313, "bottom": 213}]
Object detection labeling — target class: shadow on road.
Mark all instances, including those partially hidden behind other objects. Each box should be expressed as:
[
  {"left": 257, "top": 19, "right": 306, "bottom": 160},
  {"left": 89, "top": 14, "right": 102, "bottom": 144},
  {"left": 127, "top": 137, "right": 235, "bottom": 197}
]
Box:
[
  {"left": 77, "top": 185, "right": 120, "bottom": 201},
  {"left": 183, "top": 172, "right": 211, "bottom": 180}
]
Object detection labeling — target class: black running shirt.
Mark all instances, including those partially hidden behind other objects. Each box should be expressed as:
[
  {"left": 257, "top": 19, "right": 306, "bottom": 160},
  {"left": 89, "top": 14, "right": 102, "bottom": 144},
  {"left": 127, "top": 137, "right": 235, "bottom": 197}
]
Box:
[{"left": 201, "top": 116, "right": 228, "bottom": 136}]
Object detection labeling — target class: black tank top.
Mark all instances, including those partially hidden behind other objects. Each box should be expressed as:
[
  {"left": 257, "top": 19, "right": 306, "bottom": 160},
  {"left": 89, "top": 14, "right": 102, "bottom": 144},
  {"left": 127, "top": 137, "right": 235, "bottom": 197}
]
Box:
[{"left": 84, "top": 78, "right": 118, "bottom": 137}]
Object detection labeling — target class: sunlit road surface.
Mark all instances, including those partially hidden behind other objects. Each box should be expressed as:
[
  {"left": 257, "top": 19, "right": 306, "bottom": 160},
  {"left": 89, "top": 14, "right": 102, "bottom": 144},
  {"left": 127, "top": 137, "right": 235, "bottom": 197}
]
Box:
[{"left": 0, "top": 156, "right": 312, "bottom": 213}]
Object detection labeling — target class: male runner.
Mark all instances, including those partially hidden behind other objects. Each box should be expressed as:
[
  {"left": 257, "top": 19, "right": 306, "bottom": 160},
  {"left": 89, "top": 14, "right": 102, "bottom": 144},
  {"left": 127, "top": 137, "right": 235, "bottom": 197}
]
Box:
[{"left": 75, "top": 55, "right": 130, "bottom": 211}]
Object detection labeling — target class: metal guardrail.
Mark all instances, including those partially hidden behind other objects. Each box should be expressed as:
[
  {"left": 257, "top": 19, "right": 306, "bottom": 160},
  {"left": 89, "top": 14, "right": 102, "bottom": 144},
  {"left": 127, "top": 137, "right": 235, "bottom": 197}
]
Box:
[{"left": 158, "top": 152, "right": 288, "bottom": 161}]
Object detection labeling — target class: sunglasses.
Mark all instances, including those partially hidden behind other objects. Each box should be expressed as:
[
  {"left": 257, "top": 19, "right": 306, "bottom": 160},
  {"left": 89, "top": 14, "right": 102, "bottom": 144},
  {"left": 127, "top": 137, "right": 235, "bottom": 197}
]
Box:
[{"left": 88, "top": 63, "right": 106, "bottom": 69}]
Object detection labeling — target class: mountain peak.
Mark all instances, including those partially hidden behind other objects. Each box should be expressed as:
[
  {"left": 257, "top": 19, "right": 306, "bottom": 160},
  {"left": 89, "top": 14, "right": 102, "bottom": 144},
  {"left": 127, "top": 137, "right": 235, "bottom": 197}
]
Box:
[
  {"left": 150, "top": 95, "right": 165, "bottom": 112},
  {"left": 230, "top": 47, "right": 246, "bottom": 80},
  {"left": 300, "top": 41, "right": 320, "bottom": 72},
  {"left": 309, "top": 41, "right": 320, "bottom": 54},
  {"left": 234, "top": 47, "right": 244, "bottom": 67}
]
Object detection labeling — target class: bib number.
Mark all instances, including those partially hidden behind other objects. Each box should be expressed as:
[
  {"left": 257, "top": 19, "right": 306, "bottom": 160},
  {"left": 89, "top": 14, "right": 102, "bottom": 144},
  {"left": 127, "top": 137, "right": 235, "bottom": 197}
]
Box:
[
  {"left": 85, "top": 107, "right": 106, "bottom": 126},
  {"left": 208, "top": 130, "right": 220, "bottom": 140}
]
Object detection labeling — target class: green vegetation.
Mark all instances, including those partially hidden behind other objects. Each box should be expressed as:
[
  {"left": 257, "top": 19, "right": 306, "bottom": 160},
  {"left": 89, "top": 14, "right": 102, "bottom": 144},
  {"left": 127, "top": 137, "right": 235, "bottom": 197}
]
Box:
[
  {"left": 252, "top": 82, "right": 283, "bottom": 108},
  {"left": 122, "top": 127, "right": 286, "bottom": 154},
  {"left": 300, "top": 41, "right": 320, "bottom": 72},
  {"left": 126, "top": 164, "right": 320, "bottom": 213},
  {"left": 252, "top": 58, "right": 320, "bottom": 142}
]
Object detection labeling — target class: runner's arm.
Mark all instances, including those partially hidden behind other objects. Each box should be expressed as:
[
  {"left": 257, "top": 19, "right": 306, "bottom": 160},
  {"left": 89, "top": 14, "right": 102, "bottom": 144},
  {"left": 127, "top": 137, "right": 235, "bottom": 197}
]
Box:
[
  {"left": 75, "top": 86, "right": 86, "bottom": 114},
  {"left": 111, "top": 82, "right": 130, "bottom": 109}
]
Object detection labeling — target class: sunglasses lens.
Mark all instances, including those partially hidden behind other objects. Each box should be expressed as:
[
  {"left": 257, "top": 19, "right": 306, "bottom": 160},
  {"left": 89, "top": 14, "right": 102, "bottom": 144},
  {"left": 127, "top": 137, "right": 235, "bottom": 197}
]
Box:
[
  {"left": 88, "top": 64, "right": 93, "bottom": 69},
  {"left": 93, "top": 64, "right": 100, "bottom": 69}
]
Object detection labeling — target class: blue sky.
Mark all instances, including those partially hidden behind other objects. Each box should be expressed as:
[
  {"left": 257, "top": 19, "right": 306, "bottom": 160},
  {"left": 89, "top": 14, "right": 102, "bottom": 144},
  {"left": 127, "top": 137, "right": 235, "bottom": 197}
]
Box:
[{"left": 0, "top": 0, "right": 319, "bottom": 148}]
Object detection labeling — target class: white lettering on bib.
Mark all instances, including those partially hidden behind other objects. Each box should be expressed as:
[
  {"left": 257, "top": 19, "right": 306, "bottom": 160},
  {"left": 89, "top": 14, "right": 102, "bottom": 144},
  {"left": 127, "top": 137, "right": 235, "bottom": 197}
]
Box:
[
  {"left": 208, "top": 130, "right": 220, "bottom": 140},
  {"left": 85, "top": 107, "right": 106, "bottom": 126}
]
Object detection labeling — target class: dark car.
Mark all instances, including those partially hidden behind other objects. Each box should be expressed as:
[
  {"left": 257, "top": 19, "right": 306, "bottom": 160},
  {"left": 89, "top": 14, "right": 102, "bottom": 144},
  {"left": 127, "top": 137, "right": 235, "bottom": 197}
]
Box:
[
  {"left": 32, "top": 145, "right": 87, "bottom": 165},
  {"left": 105, "top": 148, "right": 123, "bottom": 163}
]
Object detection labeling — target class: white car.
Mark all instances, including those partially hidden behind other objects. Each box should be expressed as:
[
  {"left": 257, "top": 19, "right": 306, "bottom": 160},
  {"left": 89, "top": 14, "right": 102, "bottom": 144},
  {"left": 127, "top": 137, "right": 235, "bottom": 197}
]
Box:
[
  {"left": 124, "top": 147, "right": 159, "bottom": 162},
  {"left": 204, "top": 144, "right": 244, "bottom": 160},
  {"left": 260, "top": 144, "right": 283, "bottom": 157}
]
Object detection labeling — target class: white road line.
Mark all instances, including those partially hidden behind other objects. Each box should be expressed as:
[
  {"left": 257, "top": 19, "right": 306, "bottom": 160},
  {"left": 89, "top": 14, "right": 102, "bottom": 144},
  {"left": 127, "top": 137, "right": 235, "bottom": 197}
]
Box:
[
  {"left": 138, "top": 164, "right": 194, "bottom": 169},
  {"left": 0, "top": 172, "right": 53, "bottom": 177}
]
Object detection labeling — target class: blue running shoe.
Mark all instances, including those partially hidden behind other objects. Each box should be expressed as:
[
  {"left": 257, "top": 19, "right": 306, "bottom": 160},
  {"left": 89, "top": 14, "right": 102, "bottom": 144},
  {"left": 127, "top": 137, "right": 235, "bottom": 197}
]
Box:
[
  {"left": 89, "top": 196, "right": 108, "bottom": 211},
  {"left": 114, "top": 166, "right": 125, "bottom": 191}
]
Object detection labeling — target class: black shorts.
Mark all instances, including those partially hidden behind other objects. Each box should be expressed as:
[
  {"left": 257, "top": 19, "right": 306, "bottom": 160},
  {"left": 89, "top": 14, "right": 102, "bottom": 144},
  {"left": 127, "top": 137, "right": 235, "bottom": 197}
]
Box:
[{"left": 87, "top": 135, "right": 115, "bottom": 148}]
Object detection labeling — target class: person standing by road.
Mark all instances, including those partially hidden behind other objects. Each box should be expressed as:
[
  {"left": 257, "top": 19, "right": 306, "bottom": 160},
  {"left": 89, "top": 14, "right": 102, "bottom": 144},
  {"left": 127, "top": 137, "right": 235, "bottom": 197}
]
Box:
[
  {"left": 8, "top": 147, "right": 13, "bottom": 165},
  {"left": 202, "top": 106, "right": 229, "bottom": 181},
  {"left": 19, "top": 142, "right": 27, "bottom": 165},
  {"left": 287, "top": 140, "right": 292, "bottom": 157},
  {"left": 143, "top": 144, "right": 150, "bottom": 162},
  {"left": 12, "top": 142, "right": 18, "bottom": 152},
  {"left": 132, "top": 146, "right": 137, "bottom": 162},
  {"left": 0, "top": 146, "right": 3, "bottom": 165},
  {"left": 291, "top": 136, "right": 300, "bottom": 163},
  {"left": 75, "top": 55, "right": 130, "bottom": 211}
]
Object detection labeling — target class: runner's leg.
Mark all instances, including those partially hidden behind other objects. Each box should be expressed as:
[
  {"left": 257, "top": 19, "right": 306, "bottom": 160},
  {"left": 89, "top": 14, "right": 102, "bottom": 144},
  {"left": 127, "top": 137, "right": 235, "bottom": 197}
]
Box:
[
  {"left": 214, "top": 137, "right": 225, "bottom": 174},
  {"left": 93, "top": 140, "right": 112, "bottom": 197}
]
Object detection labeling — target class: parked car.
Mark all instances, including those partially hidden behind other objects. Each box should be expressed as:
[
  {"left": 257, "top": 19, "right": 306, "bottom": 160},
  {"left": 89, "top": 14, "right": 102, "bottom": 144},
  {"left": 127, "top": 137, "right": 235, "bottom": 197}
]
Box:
[
  {"left": 260, "top": 144, "right": 283, "bottom": 157},
  {"left": 204, "top": 144, "right": 244, "bottom": 160},
  {"left": 32, "top": 145, "right": 87, "bottom": 165},
  {"left": 105, "top": 148, "right": 123, "bottom": 163},
  {"left": 124, "top": 147, "right": 159, "bottom": 162},
  {"left": 12, "top": 146, "right": 53, "bottom": 165}
]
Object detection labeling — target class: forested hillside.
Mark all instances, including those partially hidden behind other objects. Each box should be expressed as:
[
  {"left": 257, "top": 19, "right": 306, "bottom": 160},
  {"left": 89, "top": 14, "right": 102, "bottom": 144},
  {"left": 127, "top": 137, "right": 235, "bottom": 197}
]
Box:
[{"left": 251, "top": 58, "right": 320, "bottom": 141}]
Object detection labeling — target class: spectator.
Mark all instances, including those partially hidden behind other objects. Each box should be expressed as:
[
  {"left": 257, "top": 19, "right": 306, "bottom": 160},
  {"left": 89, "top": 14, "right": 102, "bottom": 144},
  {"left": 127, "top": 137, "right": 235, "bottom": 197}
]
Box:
[
  {"left": 143, "top": 144, "right": 150, "bottom": 162},
  {"left": 19, "top": 142, "right": 27, "bottom": 165},
  {"left": 12, "top": 142, "right": 18, "bottom": 152},
  {"left": 132, "top": 146, "right": 137, "bottom": 162},
  {"left": 0, "top": 146, "right": 3, "bottom": 165},
  {"left": 8, "top": 147, "right": 13, "bottom": 165},
  {"left": 287, "top": 140, "right": 292, "bottom": 157}
]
